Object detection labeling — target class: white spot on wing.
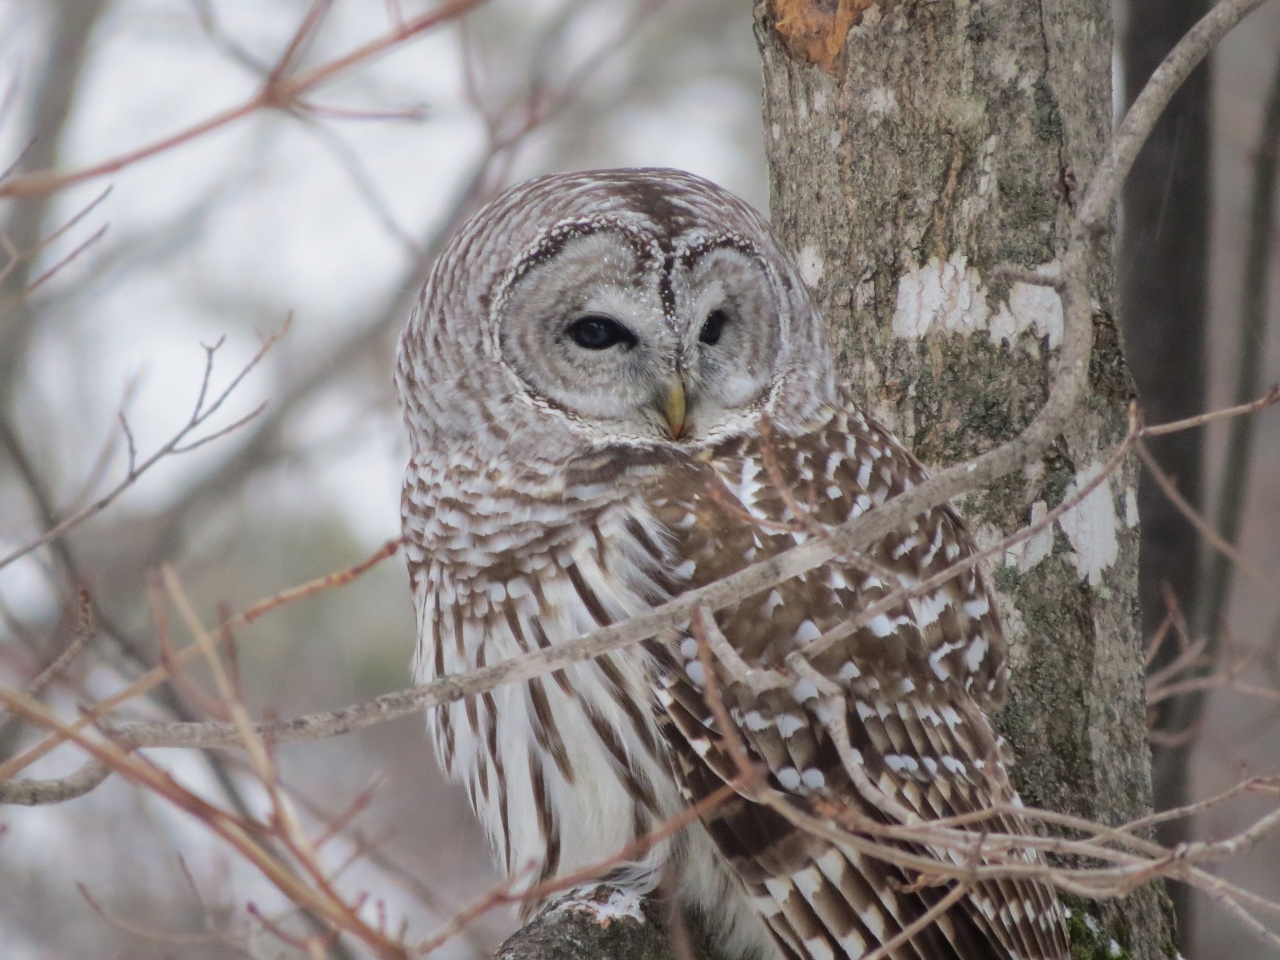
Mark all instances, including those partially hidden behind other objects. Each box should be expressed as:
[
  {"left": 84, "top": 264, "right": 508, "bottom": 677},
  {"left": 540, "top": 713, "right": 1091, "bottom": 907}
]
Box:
[
  {"left": 793, "top": 865, "right": 823, "bottom": 897},
  {"left": 776, "top": 714, "right": 804, "bottom": 738},
  {"left": 929, "top": 641, "right": 961, "bottom": 680},
  {"left": 763, "top": 876, "right": 793, "bottom": 903},
  {"left": 792, "top": 678, "right": 819, "bottom": 702},
  {"left": 965, "top": 636, "right": 989, "bottom": 672},
  {"left": 867, "top": 614, "right": 895, "bottom": 638},
  {"left": 794, "top": 619, "right": 822, "bottom": 643}
]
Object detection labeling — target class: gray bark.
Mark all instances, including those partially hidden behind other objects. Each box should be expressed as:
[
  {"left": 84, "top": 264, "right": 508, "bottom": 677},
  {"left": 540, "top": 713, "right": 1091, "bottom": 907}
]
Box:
[
  {"left": 755, "top": 0, "right": 1172, "bottom": 956},
  {"left": 495, "top": 889, "right": 726, "bottom": 960},
  {"left": 499, "top": 1, "right": 1179, "bottom": 957}
]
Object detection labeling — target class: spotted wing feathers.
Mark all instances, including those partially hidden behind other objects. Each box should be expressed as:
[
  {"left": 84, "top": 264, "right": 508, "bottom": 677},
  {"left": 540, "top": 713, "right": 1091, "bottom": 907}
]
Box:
[{"left": 647, "top": 401, "right": 1070, "bottom": 960}]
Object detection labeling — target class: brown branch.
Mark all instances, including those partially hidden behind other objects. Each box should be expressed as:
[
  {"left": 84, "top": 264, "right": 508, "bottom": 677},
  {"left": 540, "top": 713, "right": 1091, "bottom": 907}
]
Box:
[
  {"left": 77, "top": 882, "right": 231, "bottom": 948},
  {"left": 1141, "top": 384, "right": 1279, "bottom": 436},
  {"left": 0, "top": 324, "right": 288, "bottom": 574},
  {"left": 1136, "top": 439, "right": 1280, "bottom": 600},
  {"left": 1, "top": 394, "right": 1267, "bottom": 795},
  {"left": 21, "top": 584, "right": 93, "bottom": 699},
  {"left": 0, "top": 0, "right": 490, "bottom": 200},
  {"left": 0, "top": 537, "right": 401, "bottom": 785},
  {"left": 0, "top": 683, "right": 410, "bottom": 958}
]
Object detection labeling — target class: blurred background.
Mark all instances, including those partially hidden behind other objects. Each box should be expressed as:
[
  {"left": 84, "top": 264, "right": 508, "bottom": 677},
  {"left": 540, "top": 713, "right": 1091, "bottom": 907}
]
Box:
[{"left": 0, "top": 1, "right": 1275, "bottom": 957}]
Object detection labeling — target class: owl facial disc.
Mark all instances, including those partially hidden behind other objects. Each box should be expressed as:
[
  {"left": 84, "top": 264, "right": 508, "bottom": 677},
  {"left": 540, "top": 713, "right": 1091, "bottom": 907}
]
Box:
[{"left": 396, "top": 168, "right": 837, "bottom": 463}]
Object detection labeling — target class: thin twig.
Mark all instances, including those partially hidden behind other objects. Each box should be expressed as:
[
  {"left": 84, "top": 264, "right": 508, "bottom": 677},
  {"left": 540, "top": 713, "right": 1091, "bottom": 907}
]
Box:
[
  {"left": 1136, "top": 439, "right": 1280, "bottom": 600},
  {"left": 0, "top": 537, "right": 401, "bottom": 786},
  {"left": 0, "top": 0, "right": 490, "bottom": 200},
  {"left": 0, "top": 684, "right": 411, "bottom": 959},
  {"left": 77, "top": 882, "right": 231, "bottom": 948},
  {"left": 0, "top": 324, "right": 287, "bottom": 574},
  {"left": 22, "top": 585, "right": 93, "bottom": 699}
]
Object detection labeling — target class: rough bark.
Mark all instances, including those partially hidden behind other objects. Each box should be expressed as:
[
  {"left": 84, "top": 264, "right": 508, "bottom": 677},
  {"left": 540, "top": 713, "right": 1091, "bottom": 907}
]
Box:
[
  {"left": 755, "top": 0, "right": 1172, "bottom": 957},
  {"left": 1121, "top": 0, "right": 1211, "bottom": 945},
  {"left": 497, "top": 2, "right": 1182, "bottom": 957},
  {"left": 495, "top": 888, "right": 725, "bottom": 960}
]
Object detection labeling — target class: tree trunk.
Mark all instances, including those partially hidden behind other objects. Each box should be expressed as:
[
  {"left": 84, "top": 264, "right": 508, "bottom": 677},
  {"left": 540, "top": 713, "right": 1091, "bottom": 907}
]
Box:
[
  {"left": 1121, "top": 0, "right": 1211, "bottom": 947},
  {"left": 755, "top": 0, "right": 1172, "bottom": 956},
  {"left": 499, "top": 3, "right": 1180, "bottom": 957}
]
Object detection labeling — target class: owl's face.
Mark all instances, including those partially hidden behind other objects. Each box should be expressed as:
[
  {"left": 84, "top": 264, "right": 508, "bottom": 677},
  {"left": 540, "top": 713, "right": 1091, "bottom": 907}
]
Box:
[
  {"left": 398, "top": 169, "right": 835, "bottom": 464},
  {"left": 496, "top": 227, "right": 783, "bottom": 444}
]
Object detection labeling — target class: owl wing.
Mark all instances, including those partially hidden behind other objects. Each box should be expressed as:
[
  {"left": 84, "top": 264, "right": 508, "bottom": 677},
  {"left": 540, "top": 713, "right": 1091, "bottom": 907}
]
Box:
[{"left": 642, "top": 404, "right": 1070, "bottom": 960}]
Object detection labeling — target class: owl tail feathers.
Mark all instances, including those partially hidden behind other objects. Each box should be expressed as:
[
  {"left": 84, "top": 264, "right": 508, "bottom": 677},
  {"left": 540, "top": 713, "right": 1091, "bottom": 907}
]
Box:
[{"left": 748, "top": 840, "right": 1069, "bottom": 960}]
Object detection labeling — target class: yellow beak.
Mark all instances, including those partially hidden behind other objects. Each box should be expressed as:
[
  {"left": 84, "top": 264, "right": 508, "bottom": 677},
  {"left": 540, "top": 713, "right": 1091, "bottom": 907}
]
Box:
[{"left": 661, "top": 379, "right": 687, "bottom": 439}]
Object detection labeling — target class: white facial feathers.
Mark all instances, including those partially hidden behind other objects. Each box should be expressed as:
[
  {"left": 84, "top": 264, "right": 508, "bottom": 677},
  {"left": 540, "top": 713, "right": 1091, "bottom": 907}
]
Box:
[{"left": 395, "top": 168, "right": 837, "bottom": 463}]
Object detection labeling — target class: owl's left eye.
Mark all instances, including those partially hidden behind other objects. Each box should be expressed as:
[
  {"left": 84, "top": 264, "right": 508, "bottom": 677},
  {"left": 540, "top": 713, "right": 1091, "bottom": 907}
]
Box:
[
  {"left": 566, "top": 315, "right": 637, "bottom": 351},
  {"left": 699, "top": 308, "right": 730, "bottom": 346}
]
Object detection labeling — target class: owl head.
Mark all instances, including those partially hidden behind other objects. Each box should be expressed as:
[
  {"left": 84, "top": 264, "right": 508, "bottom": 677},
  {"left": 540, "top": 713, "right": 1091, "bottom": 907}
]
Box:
[{"left": 397, "top": 168, "right": 836, "bottom": 465}]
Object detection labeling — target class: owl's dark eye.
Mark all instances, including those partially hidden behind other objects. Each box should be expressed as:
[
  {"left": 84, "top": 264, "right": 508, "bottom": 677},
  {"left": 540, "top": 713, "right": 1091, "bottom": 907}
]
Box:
[
  {"left": 699, "top": 308, "right": 730, "bottom": 346},
  {"left": 566, "top": 315, "right": 637, "bottom": 351}
]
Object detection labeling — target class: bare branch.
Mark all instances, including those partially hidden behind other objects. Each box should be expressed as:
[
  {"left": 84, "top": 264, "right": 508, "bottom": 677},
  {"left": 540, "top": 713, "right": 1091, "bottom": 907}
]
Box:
[
  {"left": 0, "top": 537, "right": 402, "bottom": 783},
  {"left": 0, "top": 0, "right": 489, "bottom": 200},
  {"left": 1136, "top": 439, "right": 1280, "bottom": 600},
  {"left": 1141, "top": 384, "right": 1279, "bottom": 436},
  {"left": 0, "top": 324, "right": 287, "bottom": 574},
  {"left": 0, "top": 758, "right": 110, "bottom": 805}
]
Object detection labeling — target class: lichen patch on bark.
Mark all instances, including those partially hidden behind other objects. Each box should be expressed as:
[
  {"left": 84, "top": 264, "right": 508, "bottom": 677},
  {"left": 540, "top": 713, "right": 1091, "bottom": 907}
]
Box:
[
  {"left": 888, "top": 257, "right": 1067, "bottom": 354},
  {"left": 798, "top": 244, "right": 825, "bottom": 286},
  {"left": 891, "top": 254, "right": 990, "bottom": 339},
  {"left": 1057, "top": 462, "right": 1121, "bottom": 587},
  {"left": 1005, "top": 500, "right": 1055, "bottom": 573},
  {"left": 990, "top": 283, "right": 1065, "bottom": 349}
]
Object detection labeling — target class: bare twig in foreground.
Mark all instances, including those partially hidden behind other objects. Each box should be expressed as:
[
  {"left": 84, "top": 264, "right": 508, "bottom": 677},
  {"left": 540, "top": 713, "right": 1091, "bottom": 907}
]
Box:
[
  {"left": 1, "top": 386, "right": 1270, "bottom": 808},
  {"left": 0, "top": 537, "right": 401, "bottom": 788}
]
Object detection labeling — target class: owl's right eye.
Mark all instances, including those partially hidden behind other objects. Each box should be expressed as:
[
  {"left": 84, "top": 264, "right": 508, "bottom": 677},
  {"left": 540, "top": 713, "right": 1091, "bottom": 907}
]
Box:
[{"left": 565, "top": 315, "right": 637, "bottom": 351}]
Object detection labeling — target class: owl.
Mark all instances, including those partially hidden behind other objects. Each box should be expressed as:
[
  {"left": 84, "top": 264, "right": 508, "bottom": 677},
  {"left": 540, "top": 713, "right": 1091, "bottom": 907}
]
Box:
[{"left": 396, "top": 168, "right": 1070, "bottom": 960}]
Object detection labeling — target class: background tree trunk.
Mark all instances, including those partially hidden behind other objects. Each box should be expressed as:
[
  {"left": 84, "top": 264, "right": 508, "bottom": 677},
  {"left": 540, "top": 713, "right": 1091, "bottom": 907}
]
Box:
[
  {"left": 755, "top": 0, "right": 1172, "bottom": 955},
  {"left": 1121, "top": 0, "right": 1211, "bottom": 947}
]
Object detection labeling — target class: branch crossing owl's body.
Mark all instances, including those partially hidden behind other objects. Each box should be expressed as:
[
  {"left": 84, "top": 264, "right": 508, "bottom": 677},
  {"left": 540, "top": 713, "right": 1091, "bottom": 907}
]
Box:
[{"left": 398, "top": 169, "right": 1070, "bottom": 960}]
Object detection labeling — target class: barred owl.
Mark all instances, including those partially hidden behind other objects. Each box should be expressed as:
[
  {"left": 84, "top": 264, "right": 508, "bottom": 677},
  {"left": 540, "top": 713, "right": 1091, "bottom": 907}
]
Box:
[{"left": 396, "top": 168, "right": 1069, "bottom": 960}]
